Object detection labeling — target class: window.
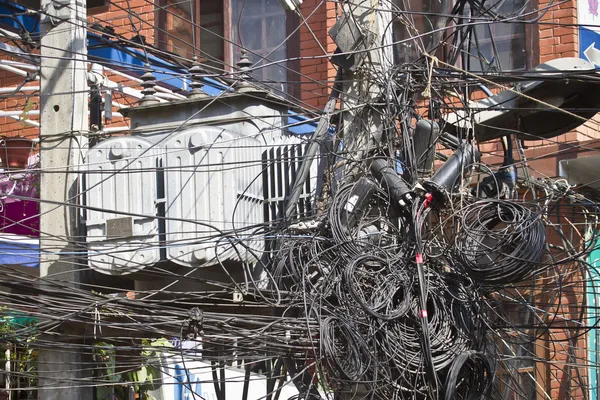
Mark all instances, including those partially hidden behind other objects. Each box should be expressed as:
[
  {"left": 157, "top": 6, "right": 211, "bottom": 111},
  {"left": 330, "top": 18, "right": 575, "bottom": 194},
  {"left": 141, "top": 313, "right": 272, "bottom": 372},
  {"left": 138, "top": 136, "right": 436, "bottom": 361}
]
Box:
[
  {"left": 156, "top": 0, "right": 224, "bottom": 72},
  {"left": 494, "top": 336, "right": 537, "bottom": 399},
  {"left": 161, "top": 0, "right": 196, "bottom": 59},
  {"left": 392, "top": 0, "right": 528, "bottom": 71},
  {"left": 468, "top": 0, "right": 527, "bottom": 71},
  {"left": 232, "top": 0, "right": 289, "bottom": 94},
  {"left": 156, "top": 0, "right": 299, "bottom": 96},
  {"left": 392, "top": 0, "right": 439, "bottom": 64}
]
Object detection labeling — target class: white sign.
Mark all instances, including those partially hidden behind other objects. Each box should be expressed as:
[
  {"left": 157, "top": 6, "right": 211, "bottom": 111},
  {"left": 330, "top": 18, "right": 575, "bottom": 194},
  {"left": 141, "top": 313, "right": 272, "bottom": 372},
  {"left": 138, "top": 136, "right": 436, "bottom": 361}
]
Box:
[{"left": 579, "top": 0, "right": 600, "bottom": 31}]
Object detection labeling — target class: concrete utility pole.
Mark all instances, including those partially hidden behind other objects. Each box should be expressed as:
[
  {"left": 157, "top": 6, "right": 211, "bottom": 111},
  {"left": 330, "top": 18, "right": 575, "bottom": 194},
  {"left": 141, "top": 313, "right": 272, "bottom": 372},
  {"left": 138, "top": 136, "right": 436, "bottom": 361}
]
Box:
[
  {"left": 338, "top": 0, "right": 394, "bottom": 180},
  {"left": 38, "top": 0, "right": 91, "bottom": 398},
  {"left": 333, "top": 2, "right": 394, "bottom": 399}
]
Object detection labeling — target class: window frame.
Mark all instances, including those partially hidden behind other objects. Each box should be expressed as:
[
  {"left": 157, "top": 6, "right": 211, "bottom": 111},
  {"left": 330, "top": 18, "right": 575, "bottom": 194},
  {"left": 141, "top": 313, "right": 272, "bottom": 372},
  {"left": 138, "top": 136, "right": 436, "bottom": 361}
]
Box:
[
  {"left": 491, "top": 299, "right": 543, "bottom": 400},
  {"left": 154, "top": 0, "right": 300, "bottom": 99},
  {"left": 488, "top": 272, "right": 550, "bottom": 400},
  {"left": 391, "top": 0, "right": 539, "bottom": 71}
]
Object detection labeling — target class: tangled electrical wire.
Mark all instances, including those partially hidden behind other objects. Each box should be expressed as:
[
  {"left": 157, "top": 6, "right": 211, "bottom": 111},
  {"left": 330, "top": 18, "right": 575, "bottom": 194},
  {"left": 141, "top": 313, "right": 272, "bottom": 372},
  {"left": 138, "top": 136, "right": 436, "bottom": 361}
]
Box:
[
  {"left": 2, "top": 0, "right": 600, "bottom": 399},
  {"left": 262, "top": 155, "right": 600, "bottom": 399},
  {"left": 454, "top": 199, "right": 547, "bottom": 285}
]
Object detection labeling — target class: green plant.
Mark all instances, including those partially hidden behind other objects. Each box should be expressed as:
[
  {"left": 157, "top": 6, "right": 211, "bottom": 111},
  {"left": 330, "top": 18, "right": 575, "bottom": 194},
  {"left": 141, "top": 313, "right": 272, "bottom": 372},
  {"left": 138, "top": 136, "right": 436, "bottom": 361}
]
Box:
[
  {"left": 18, "top": 99, "right": 36, "bottom": 127},
  {"left": 94, "top": 342, "right": 120, "bottom": 400},
  {"left": 0, "top": 308, "right": 38, "bottom": 399},
  {"left": 94, "top": 338, "right": 172, "bottom": 400}
]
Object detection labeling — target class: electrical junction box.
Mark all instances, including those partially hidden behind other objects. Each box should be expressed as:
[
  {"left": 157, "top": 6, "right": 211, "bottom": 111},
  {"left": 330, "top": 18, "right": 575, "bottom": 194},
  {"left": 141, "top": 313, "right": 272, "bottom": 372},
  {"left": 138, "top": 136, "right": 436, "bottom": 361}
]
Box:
[{"left": 84, "top": 90, "right": 319, "bottom": 275}]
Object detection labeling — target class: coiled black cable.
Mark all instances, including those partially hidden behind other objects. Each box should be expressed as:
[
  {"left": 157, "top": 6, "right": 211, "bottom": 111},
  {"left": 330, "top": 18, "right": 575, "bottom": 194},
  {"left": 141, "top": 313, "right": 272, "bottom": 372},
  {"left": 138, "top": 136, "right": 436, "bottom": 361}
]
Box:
[
  {"left": 444, "top": 351, "right": 494, "bottom": 400},
  {"left": 454, "top": 199, "right": 546, "bottom": 284},
  {"left": 320, "top": 316, "right": 372, "bottom": 383},
  {"left": 343, "top": 254, "right": 413, "bottom": 321}
]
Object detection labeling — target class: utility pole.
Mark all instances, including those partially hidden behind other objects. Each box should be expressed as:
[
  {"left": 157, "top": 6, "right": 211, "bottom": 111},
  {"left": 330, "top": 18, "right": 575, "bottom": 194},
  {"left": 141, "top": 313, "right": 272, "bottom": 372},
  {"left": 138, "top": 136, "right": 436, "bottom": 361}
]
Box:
[
  {"left": 335, "top": 0, "right": 394, "bottom": 180},
  {"left": 331, "top": 2, "right": 394, "bottom": 399},
  {"left": 38, "top": 0, "right": 91, "bottom": 398},
  {"left": 286, "top": 1, "right": 394, "bottom": 218}
]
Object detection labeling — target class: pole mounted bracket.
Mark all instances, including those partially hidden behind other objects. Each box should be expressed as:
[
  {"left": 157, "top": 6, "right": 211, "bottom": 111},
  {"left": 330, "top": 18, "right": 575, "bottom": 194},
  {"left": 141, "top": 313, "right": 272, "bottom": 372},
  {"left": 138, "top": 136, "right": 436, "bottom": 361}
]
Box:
[
  {"left": 44, "top": 0, "right": 72, "bottom": 25},
  {"left": 328, "top": 11, "right": 375, "bottom": 71}
]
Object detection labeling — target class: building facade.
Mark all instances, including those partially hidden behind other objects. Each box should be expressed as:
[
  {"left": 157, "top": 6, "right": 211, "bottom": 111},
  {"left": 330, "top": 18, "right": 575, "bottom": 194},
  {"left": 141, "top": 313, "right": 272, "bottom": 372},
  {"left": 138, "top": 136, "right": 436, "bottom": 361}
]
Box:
[{"left": 0, "top": 0, "right": 599, "bottom": 399}]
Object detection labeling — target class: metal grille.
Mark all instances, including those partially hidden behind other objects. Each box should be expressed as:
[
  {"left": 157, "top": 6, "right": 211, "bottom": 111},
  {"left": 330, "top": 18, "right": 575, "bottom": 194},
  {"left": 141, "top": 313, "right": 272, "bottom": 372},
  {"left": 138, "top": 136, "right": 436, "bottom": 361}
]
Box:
[{"left": 262, "top": 139, "right": 317, "bottom": 224}]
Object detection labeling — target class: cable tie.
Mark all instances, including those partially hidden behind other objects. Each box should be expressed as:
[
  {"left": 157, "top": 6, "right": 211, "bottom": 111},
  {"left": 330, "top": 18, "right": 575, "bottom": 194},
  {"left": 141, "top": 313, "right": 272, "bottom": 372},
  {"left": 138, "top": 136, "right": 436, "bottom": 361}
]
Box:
[
  {"left": 415, "top": 253, "right": 423, "bottom": 264},
  {"left": 420, "top": 310, "right": 428, "bottom": 318}
]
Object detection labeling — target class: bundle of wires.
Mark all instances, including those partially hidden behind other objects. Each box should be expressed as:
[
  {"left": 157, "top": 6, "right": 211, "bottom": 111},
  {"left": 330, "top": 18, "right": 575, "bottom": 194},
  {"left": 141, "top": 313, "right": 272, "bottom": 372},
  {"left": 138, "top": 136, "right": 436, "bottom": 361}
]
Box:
[{"left": 454, "top": 199, "right": 546, "bottom": 285}]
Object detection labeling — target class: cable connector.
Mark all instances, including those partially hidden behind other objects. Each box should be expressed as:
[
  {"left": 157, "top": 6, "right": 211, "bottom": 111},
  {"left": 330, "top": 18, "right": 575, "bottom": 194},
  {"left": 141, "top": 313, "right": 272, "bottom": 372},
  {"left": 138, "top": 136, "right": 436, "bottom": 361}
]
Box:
[{"left": 423, "top": 193, "right": 433, "bottom": 209}]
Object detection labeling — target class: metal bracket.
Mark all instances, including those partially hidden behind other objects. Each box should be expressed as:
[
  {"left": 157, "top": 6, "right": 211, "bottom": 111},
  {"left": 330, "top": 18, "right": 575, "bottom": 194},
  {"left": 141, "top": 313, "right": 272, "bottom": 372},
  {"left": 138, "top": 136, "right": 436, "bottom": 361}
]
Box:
[
  {"left": 328, "top": 12, "right": 375, "bottom": 71},
  {"left": 104, "top": 90, "right": 113, "bottom": 121}
]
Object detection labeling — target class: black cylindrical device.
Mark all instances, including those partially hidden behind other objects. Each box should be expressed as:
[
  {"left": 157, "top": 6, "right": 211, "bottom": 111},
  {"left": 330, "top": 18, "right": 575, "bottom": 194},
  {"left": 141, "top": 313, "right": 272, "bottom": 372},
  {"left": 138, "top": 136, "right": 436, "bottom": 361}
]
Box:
[
  {"left": 370, "top": 158, "right": 413, "bottom": 209},
  {"left": 423, "top": 142, "right": 480, "bottom": 202},
  {"left": 341, "top": 177, "right": 377, "bottom": 228},
  {"left": 412, "top": 119, "right": 440, "bottom": 177}
]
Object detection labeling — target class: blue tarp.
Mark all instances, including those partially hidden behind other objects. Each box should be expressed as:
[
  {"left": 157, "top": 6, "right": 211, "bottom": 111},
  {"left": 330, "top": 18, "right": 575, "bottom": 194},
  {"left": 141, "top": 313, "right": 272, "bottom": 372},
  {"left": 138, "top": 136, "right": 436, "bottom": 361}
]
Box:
[
  {"left": 0, "top": 235, "right": 39, "bottom": 268},
  {"left": 0, "top": 0, "right": 38, "bottom": 32}
]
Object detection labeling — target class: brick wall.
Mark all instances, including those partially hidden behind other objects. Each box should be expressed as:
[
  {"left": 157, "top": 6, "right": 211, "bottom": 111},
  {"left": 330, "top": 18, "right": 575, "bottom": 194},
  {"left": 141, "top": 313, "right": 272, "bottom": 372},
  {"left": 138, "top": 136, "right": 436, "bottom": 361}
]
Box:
[
  {"left": 299, "top": 0, "right": 335, "bottom": 110},
  {"left": 539, "top": 0, "right": 578, "bottom": 64},
  {"left": 89, "top": 0, "right": 155, "bottom": 41}
]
